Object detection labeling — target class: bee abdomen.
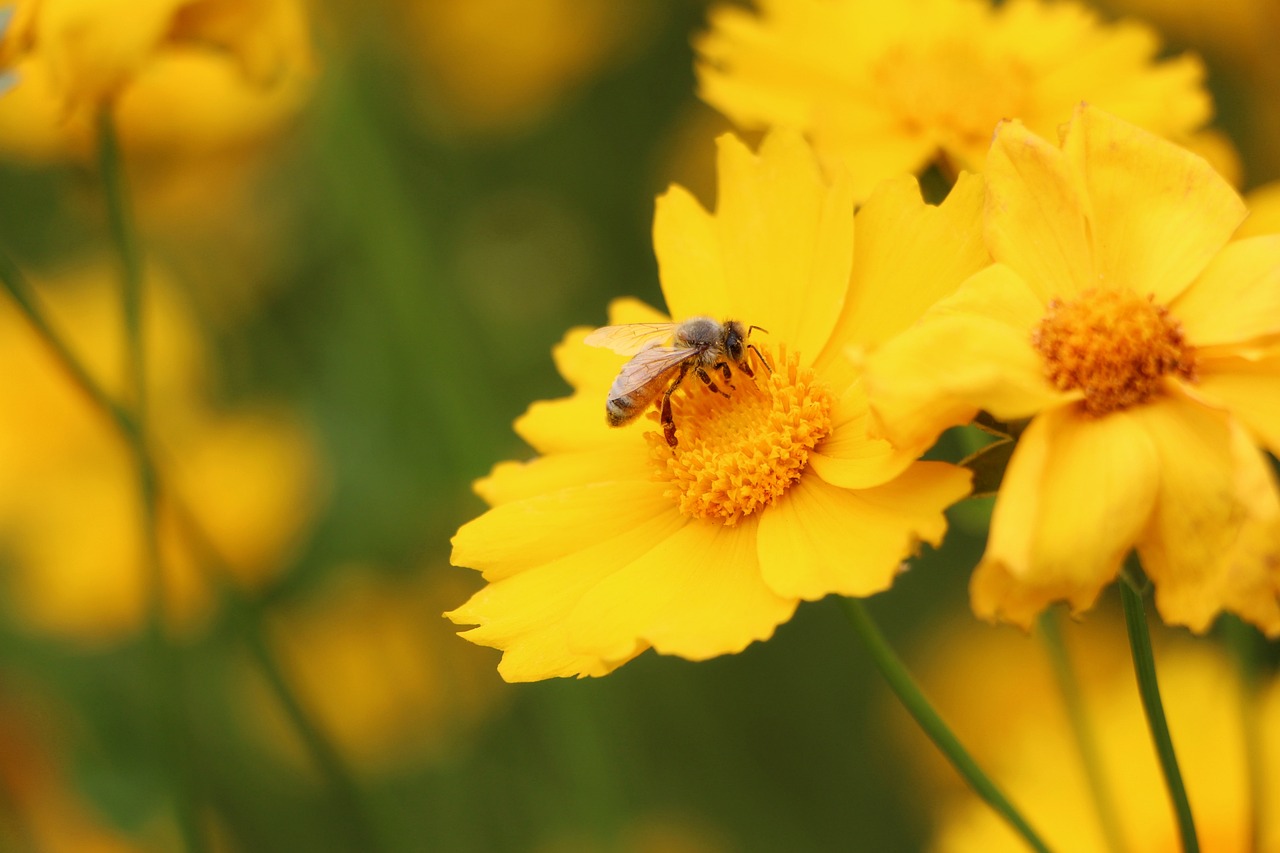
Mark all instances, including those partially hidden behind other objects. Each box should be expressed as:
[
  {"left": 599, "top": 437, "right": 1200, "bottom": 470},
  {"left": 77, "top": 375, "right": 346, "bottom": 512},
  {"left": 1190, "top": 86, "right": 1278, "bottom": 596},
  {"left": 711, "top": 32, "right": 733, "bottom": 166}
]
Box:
[{"left": 606, "top": 396, "right": 643, "bottom": 426}]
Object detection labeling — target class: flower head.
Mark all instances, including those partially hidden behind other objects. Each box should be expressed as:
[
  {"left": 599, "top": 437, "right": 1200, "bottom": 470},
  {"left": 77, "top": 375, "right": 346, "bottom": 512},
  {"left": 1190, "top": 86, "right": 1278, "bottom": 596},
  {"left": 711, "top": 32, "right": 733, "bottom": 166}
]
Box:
[
  {"left": 697, "top": 0, "right": 1212, "bottom": 200},
  {"left": 864, "top": 104, "right": 1280, "bottom": 635},
  {"left": 447, "top": 130, "right": 979, "bottom": 681}
]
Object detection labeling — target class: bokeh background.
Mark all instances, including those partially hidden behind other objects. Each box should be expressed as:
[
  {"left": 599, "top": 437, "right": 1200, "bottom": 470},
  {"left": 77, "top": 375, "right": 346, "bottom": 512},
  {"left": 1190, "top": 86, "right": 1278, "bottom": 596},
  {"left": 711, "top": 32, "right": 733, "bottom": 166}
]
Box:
[{"left": 0, "top": 1, "right": 1278, "bottom": 851}]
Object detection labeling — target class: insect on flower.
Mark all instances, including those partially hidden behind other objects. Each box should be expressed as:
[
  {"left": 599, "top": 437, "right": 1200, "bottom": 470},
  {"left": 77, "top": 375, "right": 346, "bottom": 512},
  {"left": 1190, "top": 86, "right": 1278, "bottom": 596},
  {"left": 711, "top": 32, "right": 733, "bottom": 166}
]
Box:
[{"left": 585, "top": 316, "right": 770, "bottom": 447}]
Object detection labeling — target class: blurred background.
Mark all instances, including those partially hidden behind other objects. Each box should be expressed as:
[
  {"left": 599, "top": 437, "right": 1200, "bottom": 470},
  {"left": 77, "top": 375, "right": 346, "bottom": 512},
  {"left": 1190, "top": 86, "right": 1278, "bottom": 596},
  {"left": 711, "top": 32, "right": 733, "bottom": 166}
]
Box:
[{"left": 0, "top": 1, "right": 1278, "bottom": 851}]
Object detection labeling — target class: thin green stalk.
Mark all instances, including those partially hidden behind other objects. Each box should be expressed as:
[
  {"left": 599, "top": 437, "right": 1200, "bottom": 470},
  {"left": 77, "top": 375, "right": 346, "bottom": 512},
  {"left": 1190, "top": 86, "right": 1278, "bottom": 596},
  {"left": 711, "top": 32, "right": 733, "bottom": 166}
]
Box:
[
  {"left": 1222, "top": 616, "right": 1263, "bottom": 853},
  {"left": 0, "top": 243, "right": 385, "bottom": 851},
  {"left": 842, "top": 599, "right": 1053, "bottom": 853},
  {"left": 1038, "top": 610, "right": 1126, "bottom": 853},
  {"left": 1118, "top": 570, "right": 1199, "bottom": 853},
  {"left": 98, "top": 105, "right": 209, "bottom": 853}
]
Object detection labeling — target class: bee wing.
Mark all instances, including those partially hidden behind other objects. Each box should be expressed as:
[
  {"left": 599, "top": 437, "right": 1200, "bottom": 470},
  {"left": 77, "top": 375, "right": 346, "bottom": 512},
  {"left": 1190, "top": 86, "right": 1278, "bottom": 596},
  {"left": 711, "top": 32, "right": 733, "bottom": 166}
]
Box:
[
  {"left": 609, "top": 346, "right": 692, "bottom": 399},
  {"left": 584, "top": 322, "right": 678, "bottom": 355}
]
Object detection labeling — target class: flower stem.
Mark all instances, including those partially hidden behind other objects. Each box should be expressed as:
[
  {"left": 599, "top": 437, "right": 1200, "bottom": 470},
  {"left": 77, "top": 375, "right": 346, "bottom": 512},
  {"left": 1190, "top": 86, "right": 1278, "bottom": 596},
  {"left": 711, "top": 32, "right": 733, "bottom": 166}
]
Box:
[
  {"left": 841, "top": 599, "right": 1053, "bottom": 853},
  {"left": 1037, "top": 609, "right": 1126, "bottom": 853},
  {"left": 1118, "top": 568, "right": 1199, "bottom": 853}
]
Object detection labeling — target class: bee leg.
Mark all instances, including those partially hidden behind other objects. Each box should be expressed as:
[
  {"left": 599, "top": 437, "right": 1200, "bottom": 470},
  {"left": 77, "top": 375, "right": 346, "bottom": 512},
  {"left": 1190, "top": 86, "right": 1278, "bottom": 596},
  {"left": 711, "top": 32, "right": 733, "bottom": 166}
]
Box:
[
  {"left": 714, "top": 361, "right": 736, "bottom": 390},
  {"left": 747, "top": 343, "right": 772, "bottom": 375},
  {"left": 660, "top": 362, "right": 693, "bottom": 447},
  {"left": 695, "top": 366, "right": 731, "bottom": 398}
]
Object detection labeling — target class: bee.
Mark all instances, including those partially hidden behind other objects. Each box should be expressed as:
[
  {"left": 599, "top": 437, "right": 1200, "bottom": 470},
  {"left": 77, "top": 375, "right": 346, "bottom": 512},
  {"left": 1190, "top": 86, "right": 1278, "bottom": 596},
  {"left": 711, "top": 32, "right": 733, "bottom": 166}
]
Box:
[{"left": 584, "top": 316, "right": 770, "bottom": 447}]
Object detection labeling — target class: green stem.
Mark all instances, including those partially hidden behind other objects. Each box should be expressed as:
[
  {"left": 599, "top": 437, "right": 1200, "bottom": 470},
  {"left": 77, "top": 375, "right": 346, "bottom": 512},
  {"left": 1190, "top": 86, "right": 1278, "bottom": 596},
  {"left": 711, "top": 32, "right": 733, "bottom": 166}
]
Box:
[
  {"left": 842, "top": 599, "right": 1053, "bottom": 853},
  {"left": 1118, "top": 570, "right": 1199, "bottom": 853},
  {"left": 98, "top": 105, "right": 209, "bottom": 853},
  {"left": 1038, "top": 610, "right": 1126, "bottom": 853}
]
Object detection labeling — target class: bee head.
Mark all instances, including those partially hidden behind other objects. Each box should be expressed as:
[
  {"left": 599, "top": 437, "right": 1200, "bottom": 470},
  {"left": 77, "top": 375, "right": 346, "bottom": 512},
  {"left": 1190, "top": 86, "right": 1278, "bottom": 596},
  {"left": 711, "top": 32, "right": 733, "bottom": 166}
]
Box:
[{"left": 723, "top": 320, "right": 747, "bottom": 362}]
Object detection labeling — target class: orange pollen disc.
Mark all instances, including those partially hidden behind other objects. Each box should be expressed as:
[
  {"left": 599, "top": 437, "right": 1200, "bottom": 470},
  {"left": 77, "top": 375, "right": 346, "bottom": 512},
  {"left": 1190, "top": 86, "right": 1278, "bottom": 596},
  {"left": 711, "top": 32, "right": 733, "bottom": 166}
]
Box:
[
  {"left": 1031, "top": 288, "right": 1198, "bottom": 416},
  {"left": 646, "top": 345, "right": 833, "bottom": 526}
]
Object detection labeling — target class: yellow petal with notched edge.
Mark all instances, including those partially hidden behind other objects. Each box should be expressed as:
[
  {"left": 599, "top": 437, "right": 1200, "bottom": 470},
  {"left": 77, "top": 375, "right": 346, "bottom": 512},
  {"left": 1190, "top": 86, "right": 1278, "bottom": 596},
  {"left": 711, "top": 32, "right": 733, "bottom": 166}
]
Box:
[
  {"left": 446, "top": 509, "right": 687, "bottom": 682},
  {"left": 1059, "top": 104, "right": 1246, "bottom": 304},
  {"left": 452, "top": 478, "right": 671, "bottom": 582},
  {"left": 757, "top": 462, "right": 970, "bottom": 600},
  {"left": 984, "top": 118, "right": 1097, "bottom": 302},
  {"left": 817, "top": 171, "right": 987, "bottom": 372},
  {"left": 708, "top": 130, "right": 853, "bottom": 362},
  {"left": 1172, "top": 236, "right": 1280, "bottom": 348},
  {"left": 475, "top": 448, "right": 653, "bottom": 506},
  {"left": 1132, "top": 396, "right": 1280, "bottom": 635},
  {"left": 864, "top": 265, "right": 1068, "bottom": 450},
  {"left": 1193, "top": 351, "right": 1280, "bottom": 456},
  {"left": 567, "top": 516, "right": 796, "bottom": 663},
  {"left": 973, "top": 405, "right": 1160, "bottom": 629}
]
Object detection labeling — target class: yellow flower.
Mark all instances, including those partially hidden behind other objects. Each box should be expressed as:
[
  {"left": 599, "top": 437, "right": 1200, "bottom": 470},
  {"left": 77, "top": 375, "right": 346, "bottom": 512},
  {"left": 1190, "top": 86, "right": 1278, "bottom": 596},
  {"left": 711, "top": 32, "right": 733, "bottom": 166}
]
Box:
[
  {"left": 915, "top": 627, "right": 1280, "bottom": 852},
  {"left": 447, "top": 130, "right": 978, "bottom": 682},
  {"left": 864, "top": 104, "right": 1280, "bottom": 634},
  {"left": 0, "top": 0, "right": 313, "bottom": 162},
  {"left": 0, "top": 260, "right": 325, "bottom": 642},
  {"left": 697, "top": 0, "right": 1212, "bottom": 200},
  {"left": 246, "top": 569, "right": 507, "bottom": 773}
]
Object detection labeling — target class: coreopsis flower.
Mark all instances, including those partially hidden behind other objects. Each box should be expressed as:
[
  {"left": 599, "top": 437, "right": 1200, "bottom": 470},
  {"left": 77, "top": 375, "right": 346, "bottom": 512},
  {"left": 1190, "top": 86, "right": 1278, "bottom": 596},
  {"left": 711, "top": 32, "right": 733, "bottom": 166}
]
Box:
[
  {"left": 0, "top": 0, "right": 313, "bottom": 162},
  {"left": 447, "top": 130, "right": 979, "bottom": 682},
  {"left": 917, "top": 630, "right": 1280, "bottom": 852},
  {"left": 863, "top": 104, "right": 1280, "bottom": 634},
  {"left": 697, "top": 0, "right": 1213, "bottom": 200},
  {"left": 0, "top": 260, "right": 324, "bottom": 641}
]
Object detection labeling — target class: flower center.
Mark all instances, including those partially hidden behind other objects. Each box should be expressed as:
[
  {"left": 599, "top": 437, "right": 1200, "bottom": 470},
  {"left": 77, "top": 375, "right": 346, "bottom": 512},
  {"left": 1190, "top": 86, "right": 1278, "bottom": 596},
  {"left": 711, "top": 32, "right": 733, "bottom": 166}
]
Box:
[
  {"left": 646, "top": 346, "right": 832, "bottom": 526},
  {"left": 1032, "top": 288, "right": 1197, "bottom": 416}
]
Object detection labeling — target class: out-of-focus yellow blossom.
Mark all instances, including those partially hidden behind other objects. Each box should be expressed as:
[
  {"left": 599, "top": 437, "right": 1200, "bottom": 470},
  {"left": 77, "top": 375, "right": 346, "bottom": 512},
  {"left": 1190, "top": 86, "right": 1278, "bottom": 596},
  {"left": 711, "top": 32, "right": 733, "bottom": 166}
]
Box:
[
  {"left": 697, "top": 0, "right": 1213, "bottom": 200},
  {"left": 865, "top": 105, "right": 1280, "bottom": 635},
  {"left": 0, "top": 0, "right": 314, "bottom": 162},
  {"left": 1094, "top": 0, "right": 1275, "bottom": 73},
  {"left": 397, "top": 0, "right": 653, "bottom": 136},
  {"left": 248, "top": 569, "right": 506, "bottom": 773},
  {"left": 447, "top": 130, "right": 980, "bottom": 682},
  {"left": 0, "top": 259, "right": 324, "bottom": 642},
  {"left": 917, "top": 628, "right": 1280, "bottom": 852},
  {"left": 1239, "top": 182, "right": 1280, "bottom": 239}
]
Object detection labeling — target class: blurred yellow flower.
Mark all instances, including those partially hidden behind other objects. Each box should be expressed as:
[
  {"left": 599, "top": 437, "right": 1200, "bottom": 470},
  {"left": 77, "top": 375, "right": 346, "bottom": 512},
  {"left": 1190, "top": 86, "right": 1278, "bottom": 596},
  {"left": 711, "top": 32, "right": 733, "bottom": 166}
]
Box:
[
  {"left": 248, "top": 568, "right": 507, "bottom": 773},
  {"left": 398, "top": 0, "right": 653, "bottom": 136},
  {"left": 0, "top": 0, "right": 314, "bottom": 162},
  {"left": 0, "top": 259, "right": 324, "bottom": 642},
  {"left": 697, "top": 0, "right": 1212, "bottom": 200},
  {"left": 865, "top": 104, "right": 1280, "bottom": 635},
  {"left": 917, "top": 629, "right": 1280, "bottom": 852},
  {"left": 447, "top": 130, "right": 978, "bottom": 682}
]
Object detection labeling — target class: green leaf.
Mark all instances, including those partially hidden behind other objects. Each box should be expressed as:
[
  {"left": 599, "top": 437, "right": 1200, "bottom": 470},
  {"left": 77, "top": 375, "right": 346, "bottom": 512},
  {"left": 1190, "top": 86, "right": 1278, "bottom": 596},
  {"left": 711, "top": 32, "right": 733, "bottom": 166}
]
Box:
[{"left": 961, "top": 437, "right": 1015, "bottom": 498}]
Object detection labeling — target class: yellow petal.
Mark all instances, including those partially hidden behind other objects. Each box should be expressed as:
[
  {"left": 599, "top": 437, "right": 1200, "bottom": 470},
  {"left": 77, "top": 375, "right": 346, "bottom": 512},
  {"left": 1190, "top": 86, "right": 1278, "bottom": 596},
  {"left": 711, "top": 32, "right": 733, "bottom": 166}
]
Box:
[
  {"left": 757, "top": 462, "right": 970, "bottom": 600},
  {"left": 1059, "top": 104, "right": 1246, "bottom": 304},
  {"left": 708, "top": 130, "right": 853, "bottom": 361},
  {"left": 973, "top": 405, "right": 1160, "bottom": 628},
  {"left": 1131, "top": 396, "right": 1280, "bottom": 635},
  {"left": 513, "top": 391, "right": 634, "bottom": 454},
  {"left": 1193, "top": 351, "right": 1280, "bottom": 456},
  {"left": 1172, "top": 236, "right": 1280, "bottom": 347},
  {"left": 817, "top": 171, "right": 988, "bottom": 369},
  {"left": 447, "top": 510, "right": 687, "bottom": 681},
  {"left": 653, "top": 183, "right": 731, "bottom": 322},
  {"left": 808, "top": 382, "right": 921, "bottom": 489},
  {"left": 452, "top": 478, "right": 672, "bottom": 582},
  {"left": 985, "top": 118, "right": 1097, "bottom": 302},
  {"left": 864, "top": 265, "right": 1068, "bottom": 450},
  {"left": 567, "top": 516, "right": 797, "bottom": 663},
  {"left": 475, "top": 448, "right": 653, "bottom": 506}
]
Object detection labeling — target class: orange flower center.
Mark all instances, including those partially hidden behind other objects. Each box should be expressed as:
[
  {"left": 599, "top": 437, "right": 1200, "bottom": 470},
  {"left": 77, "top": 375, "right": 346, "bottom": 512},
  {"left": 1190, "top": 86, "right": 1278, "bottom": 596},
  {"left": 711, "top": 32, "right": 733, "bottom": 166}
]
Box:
[
  {"left": 1032, "top": 288, "right": 1197, "bottom": 416},
  {"left": 647, "top": 346, "right": 832, "bottom": 526}
]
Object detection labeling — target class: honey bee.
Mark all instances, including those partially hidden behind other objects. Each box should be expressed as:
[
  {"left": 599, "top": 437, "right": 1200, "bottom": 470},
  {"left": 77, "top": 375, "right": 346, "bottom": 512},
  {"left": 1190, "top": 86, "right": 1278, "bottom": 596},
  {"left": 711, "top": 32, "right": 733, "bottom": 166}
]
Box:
[{"left": 584, "top": 316, "right": 770, "bottom": 447}]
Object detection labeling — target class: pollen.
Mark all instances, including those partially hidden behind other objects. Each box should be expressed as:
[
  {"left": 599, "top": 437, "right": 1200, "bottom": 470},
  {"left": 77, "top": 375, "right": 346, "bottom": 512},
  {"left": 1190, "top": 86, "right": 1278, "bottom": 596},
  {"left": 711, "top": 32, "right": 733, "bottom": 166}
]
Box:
[
  {"left": 646, "top": 346, "right": 832, "bottom": 526},
  {"left": 1032, "top": 288, "right": 1198, "bottom": 416}
]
